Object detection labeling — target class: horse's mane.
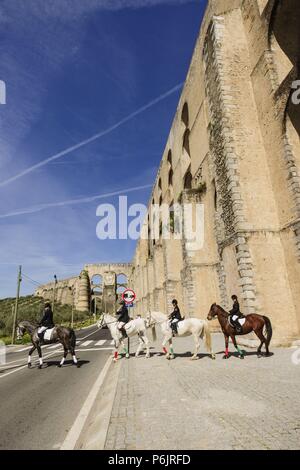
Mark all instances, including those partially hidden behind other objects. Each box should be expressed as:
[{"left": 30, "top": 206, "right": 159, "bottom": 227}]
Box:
[
  {"left": 19, "top": 320, "right": 38, "bottom": 327},
  {"left": 213, "top": 304, "right": 229, "bottom": 316},
  {"left": 149, "top": 311, "right": 167, "bottom": 321}
]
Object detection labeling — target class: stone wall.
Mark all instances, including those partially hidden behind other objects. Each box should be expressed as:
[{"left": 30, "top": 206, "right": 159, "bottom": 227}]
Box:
[{"left": 130, "top": 0, "right": 300, "bottom": 345}]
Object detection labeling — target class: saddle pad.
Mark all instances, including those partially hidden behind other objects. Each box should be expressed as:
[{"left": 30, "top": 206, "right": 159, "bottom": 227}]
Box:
[
  {"left": 44, "top": 328, "right": 55, "bottom": 341},
  {"left": 231, "top": 316, "right": 246, "bottom": 326}
]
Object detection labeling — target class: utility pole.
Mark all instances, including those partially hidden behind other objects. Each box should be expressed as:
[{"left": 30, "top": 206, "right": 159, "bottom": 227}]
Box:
[
  {"left": 71, "top": 299, "right": 74, "bottom": 329},
  {"left": 52, "top": 274, "right": 57, "bottom": 314},
  {"left": 11, "top": 265, "right": 22, "bottom": 344}
]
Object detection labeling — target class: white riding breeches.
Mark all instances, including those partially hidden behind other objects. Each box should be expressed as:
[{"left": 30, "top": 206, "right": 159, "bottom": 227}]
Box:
[
  {"left": 118, "top": 322, "right": 125, "bottom": 329},
  {"left": 38, "top": 326, "right": 47, "bottom": 334}
]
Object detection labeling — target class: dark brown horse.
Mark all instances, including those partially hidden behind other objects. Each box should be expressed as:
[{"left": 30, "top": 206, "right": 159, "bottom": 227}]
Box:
[
  {"left": 207, "top": 303, "right": 272, "bottom": 359},
  {"left": 17, "top": 321, "right": 79, "bottom": 369}
]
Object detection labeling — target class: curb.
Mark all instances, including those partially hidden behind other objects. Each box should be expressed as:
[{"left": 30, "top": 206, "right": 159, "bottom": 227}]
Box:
[
  {"left": 75, "top": 359, "right": 122, "bottom": 450},
  {"left": 61, "top": 355, "right": 115, "bottom": 450}
]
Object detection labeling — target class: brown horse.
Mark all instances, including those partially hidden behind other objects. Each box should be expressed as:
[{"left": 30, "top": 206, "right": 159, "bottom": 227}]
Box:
[{"left": 207, "top": 303, "right": 272, "bottom": 359}]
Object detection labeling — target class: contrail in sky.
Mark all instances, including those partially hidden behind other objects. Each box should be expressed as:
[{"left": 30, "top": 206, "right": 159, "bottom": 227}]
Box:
[
  {"left": 0, "top": 83, "right": 183, "bottom": 188},
  {"left": 0, "top": 184, "right": 152, "bottom": 219}
]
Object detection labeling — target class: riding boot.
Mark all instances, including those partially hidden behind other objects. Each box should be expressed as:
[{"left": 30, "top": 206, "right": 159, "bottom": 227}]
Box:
[
  {"left": 121, "top": 327, "right": 127, "bottom": 338},
  {"left": 234, "top": 321, "right": 242, "bottom": 334},
  {"left": 38, "top": 333, "right": 44, "bottom": 342}
]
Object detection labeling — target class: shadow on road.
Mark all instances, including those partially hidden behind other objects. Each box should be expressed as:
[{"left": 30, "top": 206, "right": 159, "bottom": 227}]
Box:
[{"left": 39, "top": 359, "right": 90, "bottom": 368}]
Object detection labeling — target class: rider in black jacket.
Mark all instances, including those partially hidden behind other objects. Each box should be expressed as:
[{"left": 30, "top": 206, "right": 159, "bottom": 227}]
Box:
[
  {"left": 168, "top": 299, "right": 182, "bottom": 336},
  {"left": 229, "top": 295, "right": 243, "bottom": 333},
  {"left": 38, "top": 302, "right": 54, "bottom": 340},
  {"left": 116, "top": 300, "right": 130, "bottom": 338}
]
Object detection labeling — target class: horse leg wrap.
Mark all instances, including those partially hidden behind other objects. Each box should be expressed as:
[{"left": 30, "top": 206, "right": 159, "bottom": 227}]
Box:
[
  {"left": 170, "top": 347, "right": 174, "bottom": 355},
  {"left": 39, "top": 358, "right": 43, "bottom": 366},
  {"left": 114, "top": 351, "right": 118, "bottom": 360},
  {"left": 72, "top": 355, "right": 77, "bottom": 364},
  {"left": 236, "top": 346, "right": 243, "bottom": 356},
  {"left": 27, "top": 356, "right": 31, "bottom": 364},
  {"left": 225, "top": 347, "right": 229, "bottom": 356},
  {"left": 163, "top": 347, "right": 168, "bottom": 354},
  {"left": 60, "top": 357, "right": 65, "bottom": 366}
]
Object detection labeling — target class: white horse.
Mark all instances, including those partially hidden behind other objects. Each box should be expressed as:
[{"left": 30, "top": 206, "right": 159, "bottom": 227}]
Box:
[
  {"left": 147, "top": 311, "right": 216, "bottom": 360},
  {"left": 97, "top": 313, "right": 151, "bottom": 361}
]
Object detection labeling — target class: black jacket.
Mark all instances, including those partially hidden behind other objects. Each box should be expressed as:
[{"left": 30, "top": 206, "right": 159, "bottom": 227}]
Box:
[
  {"left": 229, "top": 300, "right": 242, "bottom": 317},
  {"left": 39, "top": 307, "right": 54, "bottom": 328},
  {"left": 169, "top": 306, "right": 182, "bottom": 322},
  {"left": 117, "top": 305, "right": 130, "bottom": 323}
]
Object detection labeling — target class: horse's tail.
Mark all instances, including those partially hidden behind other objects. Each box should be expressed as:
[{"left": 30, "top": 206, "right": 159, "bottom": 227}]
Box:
[
  {"left": 201, "top": 320, "right": 212, "bottom": 353},
  {"left": 151, "top": 325, "right": 157, "bottom": 342},
  {"left": 263, "top": 316, "right": 272, "bottom": 348}
]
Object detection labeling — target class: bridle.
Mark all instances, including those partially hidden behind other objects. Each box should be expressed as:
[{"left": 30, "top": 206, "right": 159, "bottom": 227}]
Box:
[{"left": 97, "top": 314, "right": 118, "bottom": 329}]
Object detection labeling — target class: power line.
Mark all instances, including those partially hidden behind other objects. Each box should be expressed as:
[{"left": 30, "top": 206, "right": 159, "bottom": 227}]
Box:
[{"left": 22, "top": 273, "right": 44, "bottom": 287}]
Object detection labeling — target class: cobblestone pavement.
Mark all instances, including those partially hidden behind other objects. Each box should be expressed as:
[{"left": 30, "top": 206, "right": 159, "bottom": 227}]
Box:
[{"left": 104, "top": 333, "right": 300, "bottom": 450}]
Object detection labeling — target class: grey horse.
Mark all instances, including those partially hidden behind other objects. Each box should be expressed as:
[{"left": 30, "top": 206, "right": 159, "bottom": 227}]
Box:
[{"left": 17, "top": 320, "right": 79, "bottom": 369}]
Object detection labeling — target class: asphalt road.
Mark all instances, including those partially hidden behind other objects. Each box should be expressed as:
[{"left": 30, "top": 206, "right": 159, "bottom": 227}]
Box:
[{"left": 0, "top": 324, "right": 113, "bottom": 450}]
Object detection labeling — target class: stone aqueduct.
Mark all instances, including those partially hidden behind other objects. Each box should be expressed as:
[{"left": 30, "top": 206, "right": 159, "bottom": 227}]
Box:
[
  {"left": 36, "top": 0, "right": 300, "bottom": 345},
  {"left": 35, "top": 264, "right": 132, "bottom": 315}
]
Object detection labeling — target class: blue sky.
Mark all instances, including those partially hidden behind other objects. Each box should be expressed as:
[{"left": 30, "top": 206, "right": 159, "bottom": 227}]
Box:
[{"left": 0, "top": 0, "right": 206, "bottom": 297}]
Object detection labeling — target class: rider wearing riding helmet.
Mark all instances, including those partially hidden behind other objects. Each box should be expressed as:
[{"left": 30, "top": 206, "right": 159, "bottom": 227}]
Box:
[
  {"left": 229, "top": 295, "right": 243, "bottom": 333},
  {"left": 168, "top": 299, "right": 182, "bottom": 336},
  {"left": 116, "top": 299, "right": 130, "bottom": 338},
  {"left": 38, "top": 302, "right": 54, "bottom": 340}
]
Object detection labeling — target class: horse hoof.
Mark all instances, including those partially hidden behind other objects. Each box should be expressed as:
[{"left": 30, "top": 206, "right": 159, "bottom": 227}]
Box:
[
  {"left": 76, "top": 364, "right": 80, "bottom": 368},
  {"left": 223, "top": 355, "right": 229, "bottom": 359},
  {"left": 239, "top": 355, "right": 244, "bottom": 360},
  {"left": 57, "top": 364, "right": 62, "bottom": 368},
  {"left": 211, "top": 354, "right": 216, "bottom": 360},
  {"left": 190, "top": 356, "right": 197, "bottom": 361},
  {"left": 145, "top": 355, "right": 150, "bottom": 359},
  {"left": 28, "top": 364, "right": 31, "bottom": 369},
  {"left": 126, "top": 354, "right": 130, "bottom": 359},
  {"left": 38, "top": 365, "right": 42, "bottom": 369}
]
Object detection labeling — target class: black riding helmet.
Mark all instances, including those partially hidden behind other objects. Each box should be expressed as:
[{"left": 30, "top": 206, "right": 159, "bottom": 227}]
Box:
[{"left": 172, "top": 299, "right": 178, "bottom": 305}]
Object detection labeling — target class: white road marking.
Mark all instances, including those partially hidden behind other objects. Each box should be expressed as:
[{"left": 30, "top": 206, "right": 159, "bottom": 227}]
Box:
[
  {"left": 13, "top": 346, "right": 31, "bottom": 352},
  {"left": 48, "top": 344, "right": 61, "bottom": 349},
  {"left": 8, "top": 325, "right": 100, "bottom": 354},
  {"left": 95, "top": 340, "right": 106, "bottom": 346},
  {"left": 76, "top": 348, "right": 114, "bottom": 352},
  {"left": 80, "top": 340, "right": 93, "bottom": 347},
  {"left": 60, "top": 355, "right": 112, "bottom": 450},
  {"left": 0, "top": 350, "right": 64, "bottom": 379}
]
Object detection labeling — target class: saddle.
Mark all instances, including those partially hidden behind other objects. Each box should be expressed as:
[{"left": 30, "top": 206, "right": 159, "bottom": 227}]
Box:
[
  {"left": 39, "top": 327, "right": 55, "bottom": 342},
  {"left": 228, "top": 315, "right": 246, "bottom": 328}
]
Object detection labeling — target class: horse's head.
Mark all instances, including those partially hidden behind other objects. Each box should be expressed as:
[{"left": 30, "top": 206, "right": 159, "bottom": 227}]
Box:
[
  {"left": 207, "top": 303, "right": 218, "bottom": 320},
  {"left": 145, "top": 312, "right": 152, "bottom": 328},
  {"left": 97, "top": 314, "right": 105, "bottom": 329},
  {"left": 16, "top": 322, "right": 26, "bottom": 340}
]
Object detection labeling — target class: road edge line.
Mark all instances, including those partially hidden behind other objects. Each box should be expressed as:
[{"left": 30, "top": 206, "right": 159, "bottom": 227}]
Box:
[{"left": 60, "top": 354, "right": 113, "bottom": 450}]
